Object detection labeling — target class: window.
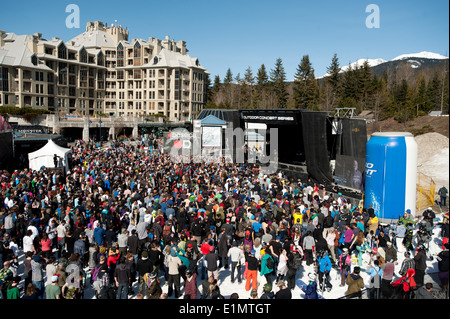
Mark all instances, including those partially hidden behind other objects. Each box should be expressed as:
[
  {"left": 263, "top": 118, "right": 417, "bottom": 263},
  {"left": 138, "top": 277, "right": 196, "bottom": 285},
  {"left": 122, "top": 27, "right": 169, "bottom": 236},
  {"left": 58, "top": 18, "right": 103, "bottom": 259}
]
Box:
[
  {"left": 31, "top": 55, "right": 38, "bottom": 66},
  {"left": 58, "top": 62, "right": 68, "bottom": 85},
  {"left": 35, "top": 71, "right": 44, "bottom": 81},
  {"left": 175, "top": 70, "right": 181, "bottom": 100},
  {"left": 117, "top": 43, "right": 124, "bottom": 67},
  {"left": 80, "top": 48, "right": 87, "bottom": 63},
  {"left": 97, "top": 52, "right": 104, "bottom": 66},
  {"left": 153, "top": 56, "right": 159, "bottom": 64},
  {"left": 80, "top": 68, "right": 88, "bottom": 87},
  {"left": 58, "top": 43, "right": 67, "bottom": 59},
  {"left": 134, "top": 42, "right": 142, "bottom": 66}
]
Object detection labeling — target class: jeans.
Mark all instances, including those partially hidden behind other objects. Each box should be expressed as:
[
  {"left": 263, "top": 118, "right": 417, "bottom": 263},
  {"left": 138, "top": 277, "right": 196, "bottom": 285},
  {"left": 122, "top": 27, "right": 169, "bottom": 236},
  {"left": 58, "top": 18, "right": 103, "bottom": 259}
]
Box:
[
  {"left": 369, "top": 287, "right": 380, "bottom": 299},
  {"left": 116, "top": 283, "right": 128, "bottom": 299},
  {"left": 168, "top": 274, "right": 180, "bottom": 298},
  {"left": 32, "top": 280, "right": 45, "bottom": 299},
  {"left": 286, "top": 268, "right": 297, "bottom": 290},
  {"left": 440, "top": 196, "right": 447, "bottom": 207},
  {"left": 220, "top": 257, "right": 229, "bottom": 269},
  {"left": 230, "top": 261, "right": 242, "bottom": 283},
  {"left": 200, "top": 257, "right": 207, "bottom": 280}
]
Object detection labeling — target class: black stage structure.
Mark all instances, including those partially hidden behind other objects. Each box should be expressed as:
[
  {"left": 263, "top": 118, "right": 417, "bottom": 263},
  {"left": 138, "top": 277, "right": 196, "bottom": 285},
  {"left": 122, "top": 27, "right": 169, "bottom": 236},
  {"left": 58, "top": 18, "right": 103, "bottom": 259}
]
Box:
[{"left": 197, "top": 108, "right": 367, "bottom": 199}]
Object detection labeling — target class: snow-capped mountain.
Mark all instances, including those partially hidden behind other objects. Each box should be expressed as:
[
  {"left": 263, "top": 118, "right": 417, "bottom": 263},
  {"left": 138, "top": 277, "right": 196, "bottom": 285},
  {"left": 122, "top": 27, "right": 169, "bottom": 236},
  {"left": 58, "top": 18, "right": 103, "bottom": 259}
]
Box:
[
  {"left": 392, "top": 51, "right": 448, "bottom": 61},
  {"left": 319, "top": 51, "right": 448, "bottom": 79}
]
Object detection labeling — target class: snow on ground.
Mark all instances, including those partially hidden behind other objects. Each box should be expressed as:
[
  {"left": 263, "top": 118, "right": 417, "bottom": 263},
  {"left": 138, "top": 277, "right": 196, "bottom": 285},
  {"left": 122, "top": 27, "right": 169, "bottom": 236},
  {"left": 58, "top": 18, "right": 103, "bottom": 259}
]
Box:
[
  {"left": 415, "top": 132, "right": 449, "bottom": 191},
  {"left": 14, "top": 215, "right": 447, "bottom": 299}
]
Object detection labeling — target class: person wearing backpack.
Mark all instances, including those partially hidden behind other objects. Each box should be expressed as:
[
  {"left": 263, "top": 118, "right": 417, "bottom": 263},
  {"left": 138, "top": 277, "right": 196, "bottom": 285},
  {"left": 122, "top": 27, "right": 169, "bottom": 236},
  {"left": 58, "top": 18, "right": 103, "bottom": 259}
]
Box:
[
  {"left": 368, "top": 259, "right": 383, "bottom": 299},
  {"left": 260, "top": 247, "right": 274, "bottom": 286}
]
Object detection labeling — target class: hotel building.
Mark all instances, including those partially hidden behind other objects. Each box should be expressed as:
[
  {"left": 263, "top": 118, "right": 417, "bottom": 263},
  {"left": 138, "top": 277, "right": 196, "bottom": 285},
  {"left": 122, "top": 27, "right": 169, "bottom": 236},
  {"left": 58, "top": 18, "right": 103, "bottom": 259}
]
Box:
[{"left": 0, "top": 21, "right": 208, "bottom": 122}]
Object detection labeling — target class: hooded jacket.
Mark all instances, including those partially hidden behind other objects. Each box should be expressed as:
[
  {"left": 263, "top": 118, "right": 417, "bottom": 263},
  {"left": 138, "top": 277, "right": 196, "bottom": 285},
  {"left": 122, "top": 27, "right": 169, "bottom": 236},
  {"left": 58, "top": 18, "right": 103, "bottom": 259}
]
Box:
[{"left": 346, "top": 272, "right": 365, "bottom": 296}]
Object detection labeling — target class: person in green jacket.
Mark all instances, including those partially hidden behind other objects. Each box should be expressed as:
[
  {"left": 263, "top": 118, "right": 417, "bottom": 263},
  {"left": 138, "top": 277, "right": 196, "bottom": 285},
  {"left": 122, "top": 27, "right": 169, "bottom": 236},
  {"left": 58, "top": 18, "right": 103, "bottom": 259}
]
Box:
[
  {"left": 6, "top": 277, "right": 20, "bottom": 299},
  {"left": 399, "top": 210, "right": 415, "bottom": 226},
  {"left": 260, "top": 248, "right": 275, "bottom": 285}
]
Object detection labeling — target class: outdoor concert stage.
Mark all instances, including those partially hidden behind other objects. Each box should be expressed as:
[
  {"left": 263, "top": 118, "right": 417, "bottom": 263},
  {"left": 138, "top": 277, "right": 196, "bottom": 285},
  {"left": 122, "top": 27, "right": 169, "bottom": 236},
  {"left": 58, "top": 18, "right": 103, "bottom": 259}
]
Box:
[{"left": 197, "top": 108, "right": 367, "bottom": 200}]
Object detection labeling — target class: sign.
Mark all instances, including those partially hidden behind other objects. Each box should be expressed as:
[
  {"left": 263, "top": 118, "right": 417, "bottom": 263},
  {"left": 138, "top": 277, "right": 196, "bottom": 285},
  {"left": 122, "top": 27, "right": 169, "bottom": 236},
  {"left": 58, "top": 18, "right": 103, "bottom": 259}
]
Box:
[{"left": 13, "top": 125, "right": 48, "bottom": 134}]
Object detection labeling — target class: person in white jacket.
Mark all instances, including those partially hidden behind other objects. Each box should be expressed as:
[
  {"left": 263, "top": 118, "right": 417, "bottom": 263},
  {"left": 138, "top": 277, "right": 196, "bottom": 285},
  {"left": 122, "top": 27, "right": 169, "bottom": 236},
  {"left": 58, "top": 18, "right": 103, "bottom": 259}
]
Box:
[{"left": 227, "top": 241, "right": 245, "bottom": 283}]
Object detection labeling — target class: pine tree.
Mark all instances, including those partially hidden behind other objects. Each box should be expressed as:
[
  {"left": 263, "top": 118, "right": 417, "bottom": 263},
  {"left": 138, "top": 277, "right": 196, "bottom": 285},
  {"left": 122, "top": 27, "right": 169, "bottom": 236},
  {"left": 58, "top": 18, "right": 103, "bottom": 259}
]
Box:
[
  {"left": 204, "top": 73, "right": 213, "bottom": 107},
  {"left": 243, "top": 66, "right": 255, "bottom": 108},
  {"left": 358, "top": 60, "right": 373, "bottom": 111},
  {"left": 224, "top": 68, "right": 233, "bottom": 85},
  {"left": 340, "top": 63, "right": 359, "bottom": 101},
  {"left": 255, "top": 64, "right": 269, "bottom": 108},
  {"left": 293, "top": 55, "right": 319, "bottom": 109},
  {"left": 269, "top": 58, "right": 288, "bottom": 108},
  {"left": 325, "top": 53, "right": 341, "bottom": 91},
  {"left": 414, "top": 73, "right": 430, "bottom": 115},
  {"left": 427, "top": 71, "right": 441, "bottom": 112},
  {"left": 223, "top": 68, "right": 234, "bottom": 107}
]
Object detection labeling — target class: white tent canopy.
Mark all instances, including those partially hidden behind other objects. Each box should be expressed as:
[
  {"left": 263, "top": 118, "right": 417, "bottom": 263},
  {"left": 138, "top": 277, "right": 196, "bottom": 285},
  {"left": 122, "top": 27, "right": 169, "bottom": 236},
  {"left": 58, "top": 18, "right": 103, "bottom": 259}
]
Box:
[{"left": 28, "top": 139, "right": 71, "bottom": 173}]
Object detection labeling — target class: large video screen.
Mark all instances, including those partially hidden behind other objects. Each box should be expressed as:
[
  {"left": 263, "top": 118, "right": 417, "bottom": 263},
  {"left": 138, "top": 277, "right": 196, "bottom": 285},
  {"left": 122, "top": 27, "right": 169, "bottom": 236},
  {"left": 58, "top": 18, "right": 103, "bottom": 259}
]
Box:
[
  {"left": 334, "top": 154, "right": 365, "bottom": 192},
  {"left": 202, "top": 126, "right": 221, "bottom": 148}
]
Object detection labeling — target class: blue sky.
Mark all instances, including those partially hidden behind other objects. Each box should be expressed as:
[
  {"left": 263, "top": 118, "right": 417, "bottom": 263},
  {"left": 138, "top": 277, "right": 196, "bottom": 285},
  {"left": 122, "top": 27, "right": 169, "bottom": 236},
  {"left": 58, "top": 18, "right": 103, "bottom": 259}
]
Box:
[{"left": 1, "top": 0, "right": 448, "bottom": 81}]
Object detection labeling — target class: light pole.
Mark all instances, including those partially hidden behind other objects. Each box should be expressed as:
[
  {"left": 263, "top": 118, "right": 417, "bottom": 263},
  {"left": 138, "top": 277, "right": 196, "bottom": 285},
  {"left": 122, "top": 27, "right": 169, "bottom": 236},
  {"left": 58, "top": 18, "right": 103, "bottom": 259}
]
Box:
[
  {"left": 88, "top": 118, "right": 92, "bottom": 142},
  {"left": 98, "top": 113, "right": 102, "bottom": 143}
]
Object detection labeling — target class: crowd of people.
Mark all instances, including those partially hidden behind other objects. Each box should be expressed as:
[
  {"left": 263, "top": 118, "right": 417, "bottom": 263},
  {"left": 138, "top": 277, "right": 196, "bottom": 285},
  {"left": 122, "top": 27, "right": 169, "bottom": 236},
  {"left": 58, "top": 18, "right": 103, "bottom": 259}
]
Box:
[{"left": 0, "top": 137, "right": 448, "bottom": 300}]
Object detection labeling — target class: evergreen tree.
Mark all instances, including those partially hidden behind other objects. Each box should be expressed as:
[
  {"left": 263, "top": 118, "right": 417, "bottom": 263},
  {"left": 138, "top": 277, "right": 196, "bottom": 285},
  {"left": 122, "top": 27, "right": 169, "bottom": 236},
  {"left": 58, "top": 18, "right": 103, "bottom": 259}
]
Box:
[
  {"left": 358, "top": 60, "right": 374, "bottom": 111},
  {"left": 224, "top": 68, "right": 233, "bottom": 85},
  {"left": 255, "top": 64, "right": 269, "bottom": 108},
  {"left": 204, "top": 73, "right": 214, "bottom": 107},
  {"left": 223, "top": 68, "right": 234, "bottom": 107},
  {"left": 340, "top": 63, "right": 359, "bottom": 101},
  {"left": 212, "top": 75, "right": 221, "bottom": 93},
  {"left": 414, "top": 73, "right": 430, "bottom": 115},
  {"left": 325, "top": 53, "right": 341, "bottom": 91},
  {"left": 243, "top": 66, "right": 255, "bottom": 108},
  {"left": 269, "top": 58, "right": 288, "bottom": 108},
  {"left": 293, "top": 54, "right": 319, "bottom": 109},
  {"left": 427, "top": 71, "right": 442, "bottom": 111}
]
